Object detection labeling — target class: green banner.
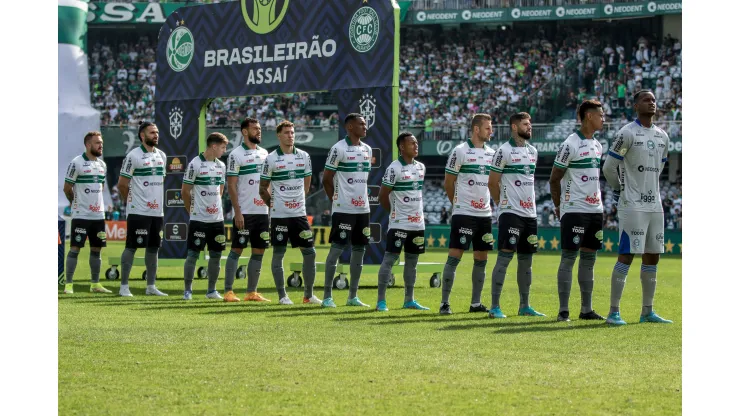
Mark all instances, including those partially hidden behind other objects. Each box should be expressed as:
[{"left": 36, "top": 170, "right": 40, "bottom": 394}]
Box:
[
  {"left": 87, "top": 2, "right": 187, "bottom": 25},
  {"left": 398, "top": 1, "right": 412, "bottom": 22},
  {"left": 420, "top": 138, "right": 682, "bottom": 157},
  {"left": 411, "top": 0, "right": 681, "bottom": 24},
  {"left": 423, "top": 225, "right": 682, "bottom": 255},
  {"left": 100, "top": 127, "right": 342, "bottom": 157}
]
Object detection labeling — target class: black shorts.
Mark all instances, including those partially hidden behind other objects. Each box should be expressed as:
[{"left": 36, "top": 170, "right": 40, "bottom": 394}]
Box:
[
  {"left": 329, "top": 213, "right": 370, "bottom": 246},
  {"left": 271, "top": 217, "right": 314, "bottom": 248},
  {"left": 386, "top": 229, "right": 426, "bottom": 255},
  {"left": 231, "top": 214, "right": 270, "bottom": 249},
  {"left": 188, "top": 220, "right": 226, "bottom": 252},
  {"left": 560, "top": 213, "right": 603, "bottom": 251},
  {"left": 497, "top": 213, "right": 538, "bottom": 254},
  {"left": 125, "top": 214, "right": 163, "bottom": 249},
  {"left": 449, "top": 215, "right": 494, "bottom": 251},
  {"left": 70, "top": 219, "right": 107, "bottom": 248}
]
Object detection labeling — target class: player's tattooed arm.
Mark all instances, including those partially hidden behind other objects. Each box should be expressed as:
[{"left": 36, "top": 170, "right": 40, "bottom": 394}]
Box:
[{"left": 259, "top": 179, "right": 272, "bottom": 207}]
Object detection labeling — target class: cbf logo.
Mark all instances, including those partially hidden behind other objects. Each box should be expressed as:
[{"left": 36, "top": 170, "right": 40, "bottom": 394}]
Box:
[
  {"left": 241, "top": 0, "right": 289, "bottom": 34},
  {"left": 359, "top": 94, "right": 377, "bottom": 129},
  {"left": 349, "top": 6, "right": 379, "bottom": 53},
  {"left": 169, "top": 107, "right": 183, "bottom": 140},
  {"left": 166, "top": 23, "right": 194, "bottom": 72}
]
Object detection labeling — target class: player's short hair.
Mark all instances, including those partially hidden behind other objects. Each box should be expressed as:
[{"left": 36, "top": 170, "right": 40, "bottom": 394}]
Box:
[
  {"left": 509, "top": 112, "right": 531, "bottom": 126},
  {"left": 241, "top": 117, "right": 259, "bottom": 131},
  {"left": 396, "top": 131, "right": 414, "bottom": 150},
  {"left": 344, "top": 113, "right": 364, "bottom": 125},
  {"left": 138, "top": 121, "right": 156, "bottom": 141},
  {"left": 276, "top": 120, "right": 294, "bottom": 134},
  {"left": 83, "top": 131, "right": 102, "bottom": 145},
  {"left": 578, "top": 100, "right": 603, "bottom": 121},
  {"left": 206, "top": 132, "right": 229, "bottom": 147},
  {"left": 470, "top": 113, "right": 492, "bottom": 130},
  {"left": 633, "top": 89, "right": 654, "bottom": 102}
]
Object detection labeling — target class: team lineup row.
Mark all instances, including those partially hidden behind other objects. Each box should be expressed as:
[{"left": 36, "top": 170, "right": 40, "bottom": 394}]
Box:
[{"left": 62, "top": 91, "right": 673, "bottom": 325}]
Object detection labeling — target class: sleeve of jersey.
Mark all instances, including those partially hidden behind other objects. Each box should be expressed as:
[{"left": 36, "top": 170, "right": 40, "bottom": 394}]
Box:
[
  {"left": 553, "top": 141, "right": 572, "bottom": 169},
  {"left": 490, "top": 148, "right": 506, "bottom": 173},
  {"left": 444, "top": 148, "right": 461, "bottom": 176},
  {"left": 119, "top": 155, "right": 133, "bottom": 179},
  {"left": 226, "top": 153, "right": 239, "bottom": 177},
  {"left": 302, "top": 151, "right": 312, "bottom": 177},
  {"left": 182, "top": 161, "right": 196, "bottom": 185},
  {"left": 608, "top": 129, "right": 632, "bottom": 161},
  {"left": 64, "top": 161, "right": 78, "bottom": 184},
  {"left": 324, "top": 146, "right": 341, "bottom": 171},
  {"left": 381, "top": 165, "right": 395, "bottom": 189},
  {"left": 260, "top": 157, "right": 272, "bottom": 181}
]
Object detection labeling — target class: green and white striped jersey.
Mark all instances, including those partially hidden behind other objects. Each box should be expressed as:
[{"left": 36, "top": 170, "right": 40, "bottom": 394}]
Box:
[
  {"left": 554, "top": 131, "right": 604, "bottom": 217},
  {"left": 65, "top": 153, "right": 106, "bottom": 220},
  {"left": 491, "top": 139, "right": 538, "bottom": 219},
  {"left": 226, "top": 143, "right": 269, "bottom": 215},
  {"left": 183, "top": 153, "right": 225, "bottom": 223},
  {"left": 120, "top": 145, "right": 166, "bottom": 217},
  {"left": 382, "top": 158, "right": 425, "bottom": 231},
  {"left": 261, "top": 147, "right": 312, "bottom": 218},
  {"left": 445, "top": 139, "right": 495, "bottom": 218},
  {"left": 324, "top": 137, "right": 372, "bottom": 214}
]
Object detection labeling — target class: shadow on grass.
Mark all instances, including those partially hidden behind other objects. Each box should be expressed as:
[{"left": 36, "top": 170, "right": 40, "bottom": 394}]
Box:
[{"left": 437, "top": 319, "right": 610, "bottom": 333}]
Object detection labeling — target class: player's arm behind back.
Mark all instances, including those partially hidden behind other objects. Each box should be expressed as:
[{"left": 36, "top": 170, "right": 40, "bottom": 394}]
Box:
[{"left": 602, "top": 128, "right": 633, "bottom": 196}]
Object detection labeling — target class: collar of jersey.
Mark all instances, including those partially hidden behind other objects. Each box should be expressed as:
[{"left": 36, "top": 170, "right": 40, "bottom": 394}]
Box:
[
  {"left": 139, "top": 144, "right": 155, "bottom": 153},
  {"left": 575, "top": 130, "right": 592, "bottom": 141},
  {"left": 398, "top": 156, "right": 414, "bottom": 166},
  {"left": 634, "top": 119, "right": 655, "bottom": 128},
  {"left": 508, "top": 138, "right": 526, "bottom": 147},
  {"left": 241, "top": 142, "right": 261, "bottom": 152},
  {"left": 82, "top": 152, "right": 90, "bottom": 161},
  {"left": 344, "top": 136, "right": 363, "bottom": 147},
  {"left": 276, "top": 146, "right": 295, "bottom": 156},
  {"left": 198, "top": 153, "right": 208, "bottom": 162}
]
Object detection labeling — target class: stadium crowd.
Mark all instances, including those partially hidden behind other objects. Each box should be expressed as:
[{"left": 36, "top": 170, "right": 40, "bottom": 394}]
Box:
[{"left": 88, "top": 27, "right": 681, "bottom": 130}]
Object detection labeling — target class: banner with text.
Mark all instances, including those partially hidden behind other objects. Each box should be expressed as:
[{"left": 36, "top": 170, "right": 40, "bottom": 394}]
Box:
[
  {"left": 88, "top": 2, "right": 187, "bottom": 25},
  {"left": 421, "top": 138, "right": 682, "bottom": 157},
  {"left": 412, "top": 0, "right": 681, "bottom": 24}
]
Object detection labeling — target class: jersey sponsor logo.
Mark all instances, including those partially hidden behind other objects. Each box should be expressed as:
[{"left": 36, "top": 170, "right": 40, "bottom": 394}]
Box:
[
  {"left": 656, "top": 232, "right": 664, "bottom": 243},
  {"left": 526, "top": 235, "right": 538, "bottom": 245},
  {"left": 412, "top": 236, "right": 425, "bottom": 245},
  {"left": 279, "top": 185, "right": 302, "bottom": 192},
  {"left": 299, "top": 230, "right": 313, "bottom": 239},
  {"left": 146, "top": 200, "right": 160, "bottom": 210},
  {"left": 458, "top": 227, "right": 473, "bottom": 236},
  {"left": 338, "top": 223, "right": 352, "bottom": 231},
  {"left": 260, "top": 231, "right": 270, "bottom": 241},
  {"left": 394, "top": 231, "right": 408, "bottom": 238},
  {"left": 89, "top": 204, "right": 102, "bottom": 212},
  {"left": 201, "top": 190, "right": 219, "bottom": 196},
  {"left": 214, "top": 235, "right": 226, "bottom": 244},
  {"left": 348, "top": 178, "right": 367, "bottom": 184},
  {"left": 362, "top": 227, "right": 371, "bottom": 237},
  {"left": 253, "top": 198, "right": 266, "bottom": 206},
  {"left": 471, "top": 199, "right": 487, "bottom": 209},
  {"left": 351, "top": 196, "right": 366, "bottom": 207},
  {"left": 284, "top": 200, "right": 302, "bottom": 209},
  {"left": 84, "top": 188, "right": 102, "bottom": 194},
  {"left": 229, "top": 156, "right": 236, "bottom": 171},
  {"left": 402, "top": 196, "right": 422, "bottom": 203},
  {"left": 572, "top": 226, "right": 585, "bottom": 234},
  {"left": 248, "top": 179, "right": 257, "bottom": 185},
  {"left": 514, "top": 180, "right": 534, "bottom": 186},
  {"left": 135, "top": 229, "right": 149, "bottom": 235},
  {"left": 467, "top": 179, "right": 487, "bottom": 186},
  {"left": 579, "top": 151, "right": 590, "bottom": 157},
  {"left": 595, "top": 230, "right": 604, "bottom": 241},
  {"left": 482, "top": 233, "right": 494, "bottom": 243},
  {"left": 408, "top": 213, "right": 422, "bottom": 223},
  {"left": 640, "top": 191, "right": 656, "bottom": 203},
  {"left": 143, "top": 181, "right": 164, "bottom": 187},
  {"left": 96, "top": 231, "right": 107, "bottom": 240},
  {"left": 585, "top": 193, "right": 601, "bottom": 205},
  {"left": 67, "top": 163, "right": 77, "bottom": 178},
  {"left": 74, "top": 227, "right": 87, "bottom": 234},
  {"left": 329, "top": 148, "right": 339, "bottom": 165},
  {"left": 558, "top": 144, "right": 570, "bottom": 163},
  {"left": 581, "top": 175, "right": 599, "bottom": 182},
  {"left": 447, "top": 152, "right": 457, "bottom": 169},
  {"left": 638, "top": 165, "right": 660, "bottom": 173},
  {"left": 508, "top": 227, "right": 520, "bottom": 236},
  {"left": 237, "top": 229, "right": 250, "bottom": 236},
  {"left": 519, "top": 198, "right": 534, "bottom": 209},
  {"left": 206, "top": 204, "right": 220, "bottom": 214},
  {"left": 193, "top": 231, "right": 206, "bottom": 238},
  {"left": 274, "top": 225, "right": 290, "bottom": 233},
  {"left": 630, "top": 229, "right": 645, "bottom": 236}
]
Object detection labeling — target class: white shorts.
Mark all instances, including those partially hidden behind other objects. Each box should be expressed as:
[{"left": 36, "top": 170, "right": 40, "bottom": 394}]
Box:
[{"left": 617, "top": 210, "right": 664, "bottom": 254}]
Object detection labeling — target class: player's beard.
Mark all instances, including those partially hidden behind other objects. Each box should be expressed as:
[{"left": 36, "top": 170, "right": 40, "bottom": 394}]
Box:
[
  {"left": 144, "top": 138, "right": 158, "bottom": 147},
  {"left": 247, "top": 134, "right": 261, "bottom": 144},
  {"left": 91, "top": 148, "right": 103, "bottom": 157},
  {"left": 518, "top": 128, "right": 532, "bottom": 140}
]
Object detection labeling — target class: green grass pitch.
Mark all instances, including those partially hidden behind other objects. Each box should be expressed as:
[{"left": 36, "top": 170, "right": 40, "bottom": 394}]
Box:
[{"left": 59, "top": 242, "right": 681, "bottom": 414}]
